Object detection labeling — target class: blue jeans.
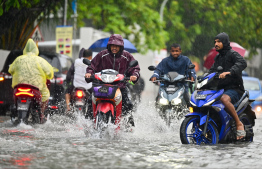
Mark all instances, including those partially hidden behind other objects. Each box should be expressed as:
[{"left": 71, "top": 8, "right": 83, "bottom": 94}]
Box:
[{"left": 223, "top": 89, "right": 241, "bottom": 104}]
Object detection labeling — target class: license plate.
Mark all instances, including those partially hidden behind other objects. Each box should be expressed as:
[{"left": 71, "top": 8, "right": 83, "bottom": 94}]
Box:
[
  {"left": 75, "top": 101, "right": 85, "bottom": 106},
  {"left": 98, "top": 87, "right": 108, "bottom": 93},
  {"left": 166, "top": 87, "right": 177, "bottom": 92},
  {"left": 196, "top": 94, "right": 207, "bottom": 99},
  {"left": 17, "top": 105, "right": 28, "bottom": 110}
]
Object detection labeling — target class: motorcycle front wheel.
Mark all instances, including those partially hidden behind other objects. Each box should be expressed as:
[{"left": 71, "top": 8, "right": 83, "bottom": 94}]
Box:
[{"left": 180, "top": 116, "right": 219, "bottom": 145}]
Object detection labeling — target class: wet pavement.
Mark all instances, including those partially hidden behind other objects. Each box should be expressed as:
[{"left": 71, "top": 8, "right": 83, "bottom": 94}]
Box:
[{"left": 0, "top": 100, "right": 262, "bottom": 169}]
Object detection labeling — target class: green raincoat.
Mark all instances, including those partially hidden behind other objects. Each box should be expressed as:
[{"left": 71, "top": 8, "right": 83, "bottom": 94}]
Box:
[{"left": 8, "top": 39, "right": 54, "bottom": 102}]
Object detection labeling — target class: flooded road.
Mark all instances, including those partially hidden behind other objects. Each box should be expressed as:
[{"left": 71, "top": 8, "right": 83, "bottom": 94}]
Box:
[{"left": 1, "top": 100, "right": 262, "bottom": 169}]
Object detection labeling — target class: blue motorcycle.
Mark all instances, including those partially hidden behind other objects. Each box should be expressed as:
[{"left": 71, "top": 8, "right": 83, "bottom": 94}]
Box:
[{"left": 180, "top": 67, "right": 256, "bottom": 144}]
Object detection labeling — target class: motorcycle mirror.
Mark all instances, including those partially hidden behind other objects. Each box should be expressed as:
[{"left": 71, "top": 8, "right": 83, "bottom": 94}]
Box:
[
  {"left": 148, "top": 66, "right": 156, "bottom": 71},
  {"left": 129, "top": 60, "right": 138, "bottom": 67},
  {"left": 188, "top": 64, "right": 195, "bottom": 69},
  {"left": 83, "top": 58, "right": 91, "bottom": 65},
  {"left": 124, "top": 60, "right": 138, "bottom": 75}
]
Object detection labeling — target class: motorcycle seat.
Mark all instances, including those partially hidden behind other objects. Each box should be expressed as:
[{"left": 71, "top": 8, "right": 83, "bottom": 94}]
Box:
[
  {"left": 74, "top": 87, "right": 87, "bottom": 91},
  {"left": 234, "top": 90, "right": 249, "bottom": 109}
]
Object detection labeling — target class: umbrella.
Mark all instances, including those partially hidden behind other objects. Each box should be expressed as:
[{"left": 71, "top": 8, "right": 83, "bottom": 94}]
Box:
[
  {"left": 88, "top": 37, "right": 138, "bottom": 53},
  {"left": 203, "top": 42, "right": 246, "bottom": 70}
]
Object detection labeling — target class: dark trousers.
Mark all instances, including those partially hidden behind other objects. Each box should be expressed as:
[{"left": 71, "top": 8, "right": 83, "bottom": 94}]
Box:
[
  {"left": 183, "top": 91, "right": 190, "bottom": 108},
  {"left": 120, "top": 87, "right": 133, "bottom": 115}
]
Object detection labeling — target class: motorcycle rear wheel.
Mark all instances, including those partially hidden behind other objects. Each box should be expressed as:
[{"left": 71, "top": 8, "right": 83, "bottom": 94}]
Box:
[{"left": 180, "top": 116, "right": 219, "bottom": 144}]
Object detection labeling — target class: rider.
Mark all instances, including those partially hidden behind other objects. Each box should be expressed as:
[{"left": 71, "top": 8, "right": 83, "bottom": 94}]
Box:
[
  {"left": 85, "top": 34, "right": 140, "bottom": 125},
  {"left": 150, "top": 43, "right": 196, "bottom": 107},
  {"left": 65, "top": 48, "right": 93, "bottom": 113},
  {"left": 209, "top": 32, "right": 247, "bottom": 140},
  {"left": 8, "top": 38, "right": 54, "bottom": 122}
]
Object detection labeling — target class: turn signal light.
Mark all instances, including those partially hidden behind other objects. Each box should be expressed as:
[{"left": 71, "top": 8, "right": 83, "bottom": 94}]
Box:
[
  {"left": 0, "top": 77, "right": 4, "bottom": 81},
  {"left": 189, "top": 107, "right": 194, "bottom": 113}
]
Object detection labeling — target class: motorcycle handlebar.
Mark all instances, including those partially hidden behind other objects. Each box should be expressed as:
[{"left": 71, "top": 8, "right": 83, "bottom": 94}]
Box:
[{"left": 124, "top": 77, "right": 130, "bottom": 81}]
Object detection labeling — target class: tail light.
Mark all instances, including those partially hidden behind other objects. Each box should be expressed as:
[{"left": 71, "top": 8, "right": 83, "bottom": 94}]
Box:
[
  {"left": 15, "top": 88, "right": 34, "bottom": 97},
  {"left": 50, "top": 106, "right": 59, "bottom": 109},
  {"left": 50, "top": 77, "right": 64, "bottom": 85},
  {"left": 76, "top": 90, "right": 84, "bottom": 98},
  {"left": 0, "top": 101, "right": 4, "bottom": 104},
  {"left": 18, "top": 88, "right": 31, "bottom": 92},
  {"left": 21, "top": 100, "right": 27, "bottom": 103}
]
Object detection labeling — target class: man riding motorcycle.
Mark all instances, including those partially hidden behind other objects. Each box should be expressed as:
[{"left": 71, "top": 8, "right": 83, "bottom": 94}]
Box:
[
  {"left": 65, "top": 48, "right": 93, "bottom": 115},
  {"left": 150, "top": 43, "right": 196, "bottom": 107},
  {"left": 85, "top": 34, "right": 140, "bottom": 125},
  {"left": 8, "top": 38, "right": 54, "bottom": 122}
]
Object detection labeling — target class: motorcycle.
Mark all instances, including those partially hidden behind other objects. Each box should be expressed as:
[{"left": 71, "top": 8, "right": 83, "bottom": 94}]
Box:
[
  {"left": 180, "top": 66, "right": 256, "bottom": 144},
  {"left": 83, "top": 59, "right": 138, "bottom": 133},
  {"left": 70, "top": 87, "right": 90, "bottom": 116},
  {"left": 127, "top": 77, "right": 145, "bottom": 112},
  {"left": 10, "top": 83, "right": 43, "bottom": 125},
  {"left": 148, "top": 64, "right": 195, "bottom": 126}
]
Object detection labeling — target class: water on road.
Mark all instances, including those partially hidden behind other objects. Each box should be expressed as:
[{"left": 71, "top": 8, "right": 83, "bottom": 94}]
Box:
[{"left": 0, "top": 101, "right": 262, "bottom": 169}]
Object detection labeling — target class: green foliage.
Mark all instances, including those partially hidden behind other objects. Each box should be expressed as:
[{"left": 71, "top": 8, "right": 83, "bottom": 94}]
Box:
[
  {"left": 76, "top": 0, "right": 168, "bottom": 53},
  {"left": 1, "top": 0, "right": 262, "bottom": 59},
  {"left": 163, "top": 0, "right": 262, "bottom": 59},
  {"left": 0, "top": 0, "right": 65, "bottom": 50}
]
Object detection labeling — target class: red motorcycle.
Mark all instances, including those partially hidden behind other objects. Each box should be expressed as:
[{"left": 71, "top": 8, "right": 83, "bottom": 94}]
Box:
[
  {"left": 11, "top": 83, "right": 43, "bottom": 125},
  {"left": 83, "top": 59, "right": 138, "bottom": 132}
]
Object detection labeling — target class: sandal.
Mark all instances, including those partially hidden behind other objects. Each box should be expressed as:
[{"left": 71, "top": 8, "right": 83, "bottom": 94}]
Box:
[{"left": 236, "top": 130, "right": 246, "bottom": 141}]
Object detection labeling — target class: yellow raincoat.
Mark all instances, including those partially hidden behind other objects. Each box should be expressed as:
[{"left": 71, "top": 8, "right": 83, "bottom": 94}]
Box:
[{"left": 8, "top": 39, "right": 54, "bottom": 102}]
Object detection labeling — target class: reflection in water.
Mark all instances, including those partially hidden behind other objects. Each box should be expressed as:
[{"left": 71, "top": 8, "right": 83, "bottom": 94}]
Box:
[{"left": 10, "top": 154, "right": 36, "bottom": 168}]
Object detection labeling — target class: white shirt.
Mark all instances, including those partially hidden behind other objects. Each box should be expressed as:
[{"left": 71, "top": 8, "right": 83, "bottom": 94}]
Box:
[{"left": 73, "top": 58, "right": 92, "bottom": 90}]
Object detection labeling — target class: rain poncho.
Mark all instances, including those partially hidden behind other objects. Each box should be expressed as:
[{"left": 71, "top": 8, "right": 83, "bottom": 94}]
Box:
[{"left": 8, "top": 39, "right": 54, "bottom": 102}]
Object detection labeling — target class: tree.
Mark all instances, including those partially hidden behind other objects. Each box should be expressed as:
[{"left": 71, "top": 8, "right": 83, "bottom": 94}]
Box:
[
  {"left": 0, "top": 0, "right": 64, "bottom": 50},
  {"left": 163, "top": 0, "right": 262, "bottom": 58},
  {"left": 76, "top": 0, "right": 168, "bottom": 53},
  {"left": 1, "top": 0, "right": 262, "bottom": 59}
]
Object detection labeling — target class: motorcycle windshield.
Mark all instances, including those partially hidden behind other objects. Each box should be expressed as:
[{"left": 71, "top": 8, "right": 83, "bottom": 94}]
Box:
[{"left": 166, "top": 72, "right": 185, "bottom": 82}]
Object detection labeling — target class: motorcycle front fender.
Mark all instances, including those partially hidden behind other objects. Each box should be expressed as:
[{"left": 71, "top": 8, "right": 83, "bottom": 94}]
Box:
[
  {"left": 185, "top": 112, "right": 218, "bottom": 127},
  {"left": 96, "top": 102, "right": 115, "bottom": 116}
]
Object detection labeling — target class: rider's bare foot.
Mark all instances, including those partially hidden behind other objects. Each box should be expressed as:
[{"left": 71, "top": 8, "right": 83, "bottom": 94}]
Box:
[
  {"left": 236, "top": 122, "right": 245, "bottom": 140},
  {"left": 67, "top": 106, "right": 71, "bottom": 111}
]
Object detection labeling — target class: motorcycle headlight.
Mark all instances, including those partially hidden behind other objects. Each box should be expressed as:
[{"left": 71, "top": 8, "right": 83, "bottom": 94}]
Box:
[
  {"left": 171, "top": 98, "right": 182, "bottom": 105},
  {"left": 197, "top": 78, "right": 208, "bottom": 89},
  {"left": 101, "top": 74, "right": 117, "bottom": 83},
  {"left": 159, "top": 98, "right": 169, "bottom": 105}
]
